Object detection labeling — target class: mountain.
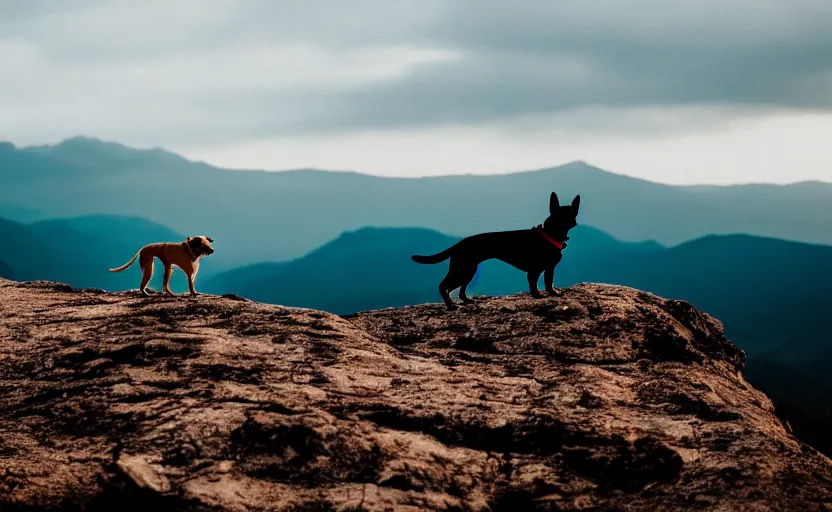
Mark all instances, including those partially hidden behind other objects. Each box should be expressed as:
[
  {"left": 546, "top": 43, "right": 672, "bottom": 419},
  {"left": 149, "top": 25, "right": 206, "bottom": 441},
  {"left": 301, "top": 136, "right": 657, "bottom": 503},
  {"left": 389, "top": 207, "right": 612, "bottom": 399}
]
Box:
[
  {"left": 28, "top": 214, "right": 183, "bottom": 249},
  {"left": 2, "top": 278, "right": 830, "bottom": 510},
  {"left": 22, "top": 135, "right": 191, "bottom": 171},
  {"left": 205, "top": 227, "right": 465, "bottom": 313},
  {"left": 4, "top": 137, "right": 832, "bottom": 268},
  {"left": 202, "top": 261, "right": 287, "bottom": 294},
  {"left": 743, "top": 358, "right": 832, "bottom": 459},
  {"left": 0, "top": 260, "right": 12, "bottom": 279},
  {"left": 0, "top": 215, "right": 204, "bottom": 292},
  {"left": 0, "top": 203, "right": 43, "bottom": 223}
]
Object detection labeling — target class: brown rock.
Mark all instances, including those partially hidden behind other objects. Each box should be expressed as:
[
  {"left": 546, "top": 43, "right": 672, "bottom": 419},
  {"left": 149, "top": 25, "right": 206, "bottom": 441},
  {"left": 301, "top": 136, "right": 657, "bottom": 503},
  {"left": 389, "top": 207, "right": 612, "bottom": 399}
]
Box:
[
  {"left": 116, "top": 453, "right": 172, "bottom": 493},
  {"left": 0, "top": 278, "right": 830, "bottom": 511}
]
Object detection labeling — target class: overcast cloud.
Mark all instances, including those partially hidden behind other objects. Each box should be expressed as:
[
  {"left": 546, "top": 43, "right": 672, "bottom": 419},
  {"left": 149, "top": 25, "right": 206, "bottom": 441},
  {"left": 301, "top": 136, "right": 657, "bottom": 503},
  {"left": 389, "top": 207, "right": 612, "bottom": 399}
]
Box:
[{"left": 1, "top": 0, "right": 831, "bottom": 183}]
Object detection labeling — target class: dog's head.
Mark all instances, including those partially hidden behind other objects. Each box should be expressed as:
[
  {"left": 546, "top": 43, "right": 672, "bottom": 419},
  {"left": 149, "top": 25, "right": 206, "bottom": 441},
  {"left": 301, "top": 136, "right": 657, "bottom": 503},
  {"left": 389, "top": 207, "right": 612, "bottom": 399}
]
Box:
[
  {"left": 542, "top": 192, "right": 580, "bottom": 242},
  {"left": 185, "top": 236, "right": 215, "bottom": 258}
]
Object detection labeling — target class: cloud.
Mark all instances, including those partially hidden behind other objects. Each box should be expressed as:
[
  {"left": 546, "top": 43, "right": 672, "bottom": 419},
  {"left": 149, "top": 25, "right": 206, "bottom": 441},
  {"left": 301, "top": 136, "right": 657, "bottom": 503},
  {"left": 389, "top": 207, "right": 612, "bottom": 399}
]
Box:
[
  {"left": 0, "top": 0, "right": 830, "bottom": 147},
  {"left": 331, "top": 0, "right": 832, "bottom": 129}
]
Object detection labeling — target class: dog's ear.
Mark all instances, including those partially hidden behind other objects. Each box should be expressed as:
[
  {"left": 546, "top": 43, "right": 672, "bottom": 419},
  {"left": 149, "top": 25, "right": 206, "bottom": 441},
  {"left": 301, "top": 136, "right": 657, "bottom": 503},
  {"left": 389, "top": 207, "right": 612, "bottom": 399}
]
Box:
[
  {"left": 549, "top": 192, "right": 560, "bottom": 214},
  {"left": 207, "top": 237, "right": 214, "bottom": 243},
  {"left": 571, "top": 195, "right": 580, "bottom": 214}
]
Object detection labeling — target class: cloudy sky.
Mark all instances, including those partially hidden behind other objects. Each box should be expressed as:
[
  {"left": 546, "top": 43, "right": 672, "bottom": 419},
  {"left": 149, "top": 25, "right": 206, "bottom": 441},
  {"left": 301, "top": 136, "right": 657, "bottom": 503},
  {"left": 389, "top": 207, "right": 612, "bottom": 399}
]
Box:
[{"left": 2, "top": 0, "right": 831, "bottom": 184}]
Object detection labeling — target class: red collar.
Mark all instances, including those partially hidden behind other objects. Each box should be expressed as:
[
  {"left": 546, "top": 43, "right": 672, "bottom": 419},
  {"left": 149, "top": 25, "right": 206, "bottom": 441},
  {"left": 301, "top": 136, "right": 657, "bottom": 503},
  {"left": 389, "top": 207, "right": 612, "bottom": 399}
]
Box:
[{"left": 537, "top": 227, "right": 564, "bottom": 250}]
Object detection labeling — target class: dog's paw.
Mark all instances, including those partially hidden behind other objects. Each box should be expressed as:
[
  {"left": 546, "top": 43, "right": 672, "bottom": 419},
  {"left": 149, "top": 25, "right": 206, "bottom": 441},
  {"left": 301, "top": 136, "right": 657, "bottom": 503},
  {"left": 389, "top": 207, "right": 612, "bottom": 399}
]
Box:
[
  {"left": 546, "top": 289, "right": 562, "bottom": 297},
  {"left": 530, "top": 291, "right": 545, "bottom": 299}
]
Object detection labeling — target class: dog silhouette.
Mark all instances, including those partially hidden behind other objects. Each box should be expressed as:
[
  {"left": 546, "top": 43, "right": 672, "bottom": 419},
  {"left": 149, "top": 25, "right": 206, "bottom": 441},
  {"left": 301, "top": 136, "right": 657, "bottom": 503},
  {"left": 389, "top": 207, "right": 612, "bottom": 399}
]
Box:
[{"left": 412, "top": 192, "right": 580, "bottom": 310}]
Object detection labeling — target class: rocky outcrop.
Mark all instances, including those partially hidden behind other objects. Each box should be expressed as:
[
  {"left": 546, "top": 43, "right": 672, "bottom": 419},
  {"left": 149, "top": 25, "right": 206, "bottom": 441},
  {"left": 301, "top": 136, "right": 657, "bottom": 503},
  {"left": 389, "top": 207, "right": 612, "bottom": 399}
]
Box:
[{"left": 0, "top": 278, "right": 830, "bottom": 511}]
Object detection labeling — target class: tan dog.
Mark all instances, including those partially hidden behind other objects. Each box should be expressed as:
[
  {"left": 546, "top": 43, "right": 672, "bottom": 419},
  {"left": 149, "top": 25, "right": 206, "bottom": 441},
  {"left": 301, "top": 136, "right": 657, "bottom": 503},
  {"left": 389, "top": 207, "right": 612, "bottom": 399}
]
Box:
[{"left": 110, "top": 236, "right": 215, "bottom": 296}]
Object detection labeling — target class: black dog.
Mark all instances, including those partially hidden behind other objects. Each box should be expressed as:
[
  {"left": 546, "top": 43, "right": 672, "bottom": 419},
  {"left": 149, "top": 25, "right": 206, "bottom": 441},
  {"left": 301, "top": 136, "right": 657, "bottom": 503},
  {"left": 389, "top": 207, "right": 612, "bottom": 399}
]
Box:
[{"left": 412, "top": 192, "right": 580, "bottom": 310}]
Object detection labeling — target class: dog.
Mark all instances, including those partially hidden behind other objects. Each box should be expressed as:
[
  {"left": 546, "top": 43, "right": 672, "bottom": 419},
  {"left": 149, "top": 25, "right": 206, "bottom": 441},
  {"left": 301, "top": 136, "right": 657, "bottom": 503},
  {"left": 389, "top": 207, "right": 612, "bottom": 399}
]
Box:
[
  {"left": 109, "top": 236, "right": 215, "bottom": 297},
  {"left": 412, "top": 192, "right": 579, "bottom": 310}
]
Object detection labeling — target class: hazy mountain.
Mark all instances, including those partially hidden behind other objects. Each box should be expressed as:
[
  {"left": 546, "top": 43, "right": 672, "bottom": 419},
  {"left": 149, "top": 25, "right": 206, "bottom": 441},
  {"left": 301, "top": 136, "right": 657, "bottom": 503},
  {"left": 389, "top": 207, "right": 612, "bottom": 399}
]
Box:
[
  {"left": 203, "top": 261, "right": 287, "bottom": 295},
  {"left": 0, "top": 260, "right": 12, "bottom": 280},
  {"left": 4, "top": 137, "right": 832, "bottom": 269},
  {"left": 28, "top": 214, "right": 183, "bottom": 248},
  {"left": 205, "top": 227, "right": 464, "bottom": 313},
  {"left": 0, "top": 215, "right": 207, "bottom": 292},
  {"left": 22, "top": 136, "right": 191, "bottom": 171},
  {"left": 743, "top": 357, "right": 832, "bottom": 459},
  {"left": 0, "top": 203, "right": 43, "bottom": 223}
]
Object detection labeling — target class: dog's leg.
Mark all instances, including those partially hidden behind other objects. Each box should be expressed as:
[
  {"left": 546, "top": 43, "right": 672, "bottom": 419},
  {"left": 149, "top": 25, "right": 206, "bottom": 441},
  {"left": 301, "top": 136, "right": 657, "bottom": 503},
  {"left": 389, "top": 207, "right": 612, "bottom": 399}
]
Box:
[
  {"left": 459, "top": 284, "right": 476, "bottom": 304},
  {"left": 527, "top": 270, "right": 543, "bottom": 298},
  {"left": 544, "top": 266, "right": 559, "bottom": 296},
  {"left": 438, "top": 275, "right": 457, "bottom": 310},
  {"left": 458, "top": 266, "right": 478, "bottom": 304},
  {"left": 162, "top": 265, "right": 174, "bottom": 295},
  {"left": 187, "top": 270, "right": 199, "bottom": 297},
  {"left": 139, "top": 259, "right": 154, "bottom": 296}
]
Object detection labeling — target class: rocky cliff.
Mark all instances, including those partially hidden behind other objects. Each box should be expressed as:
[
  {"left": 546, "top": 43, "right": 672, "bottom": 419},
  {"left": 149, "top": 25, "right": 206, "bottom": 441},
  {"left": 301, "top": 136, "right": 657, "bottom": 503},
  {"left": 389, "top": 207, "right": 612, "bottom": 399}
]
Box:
[{"left": 0, "top": 278, "right": 830, "bottom": 511}]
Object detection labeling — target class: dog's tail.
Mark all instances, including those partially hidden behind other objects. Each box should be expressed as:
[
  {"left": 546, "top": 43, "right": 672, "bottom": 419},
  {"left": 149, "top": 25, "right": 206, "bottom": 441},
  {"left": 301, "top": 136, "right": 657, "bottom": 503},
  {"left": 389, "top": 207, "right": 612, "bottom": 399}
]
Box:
[
  {"left": 109, "top": 251, "right": 140, "bottom": 273},
  {"left": 411, "top": 246, "right": 455, "bottom": 265}
]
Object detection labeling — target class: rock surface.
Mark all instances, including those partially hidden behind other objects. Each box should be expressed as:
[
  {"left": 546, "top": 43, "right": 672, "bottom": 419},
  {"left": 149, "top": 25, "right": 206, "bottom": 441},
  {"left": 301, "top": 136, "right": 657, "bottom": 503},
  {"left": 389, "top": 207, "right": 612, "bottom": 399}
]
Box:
[{"left": 0, "top": 278, "right": 830, "bottom": 511}]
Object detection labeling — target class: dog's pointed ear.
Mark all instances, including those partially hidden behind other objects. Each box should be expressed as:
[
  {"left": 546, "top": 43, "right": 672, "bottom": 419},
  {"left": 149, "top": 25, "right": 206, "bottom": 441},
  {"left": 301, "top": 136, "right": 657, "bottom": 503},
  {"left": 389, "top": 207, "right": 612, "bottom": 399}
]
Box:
[
  {"left": 207, "top": 237, "right": 214, "bottom": 243},
  {"left": 549, "top": 192, "right": 560, "bottom": 214},
  {"left": 571, "top": 195, "right": 580, "bottom": 214}
]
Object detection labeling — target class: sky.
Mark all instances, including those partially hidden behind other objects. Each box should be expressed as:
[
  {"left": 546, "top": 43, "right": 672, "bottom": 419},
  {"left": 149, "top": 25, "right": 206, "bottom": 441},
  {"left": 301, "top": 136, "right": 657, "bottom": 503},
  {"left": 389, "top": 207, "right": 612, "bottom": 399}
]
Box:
[{"left": 1, "top": 0, "right": 831, "bottom": 185}]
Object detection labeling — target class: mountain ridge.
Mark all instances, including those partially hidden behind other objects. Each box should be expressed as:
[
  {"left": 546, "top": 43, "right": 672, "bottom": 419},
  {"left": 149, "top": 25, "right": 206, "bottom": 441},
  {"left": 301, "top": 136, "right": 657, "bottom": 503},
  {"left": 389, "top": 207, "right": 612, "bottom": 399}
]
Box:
[
  {"left": 12, "top": 136, "right": 832, "bottom": 187},
  {"left": 6, "top": 136, "right": 832, "bottom": 265}
]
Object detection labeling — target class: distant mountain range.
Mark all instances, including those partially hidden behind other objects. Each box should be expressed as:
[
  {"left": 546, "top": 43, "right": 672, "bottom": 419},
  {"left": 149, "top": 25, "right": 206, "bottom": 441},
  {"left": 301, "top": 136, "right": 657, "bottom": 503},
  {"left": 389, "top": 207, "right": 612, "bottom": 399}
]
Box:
[
  {"left": 3, "top": 137, "right": 832, "bottom": 269},
  {"left": 743, "top": 358, "right": 832, "bottom": 458},
  {"left": 206, "top": 227, "right": 466, "bottom": 313},
  {"left": 0, "top": 260, "right": 12, "bottom": 280}
]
